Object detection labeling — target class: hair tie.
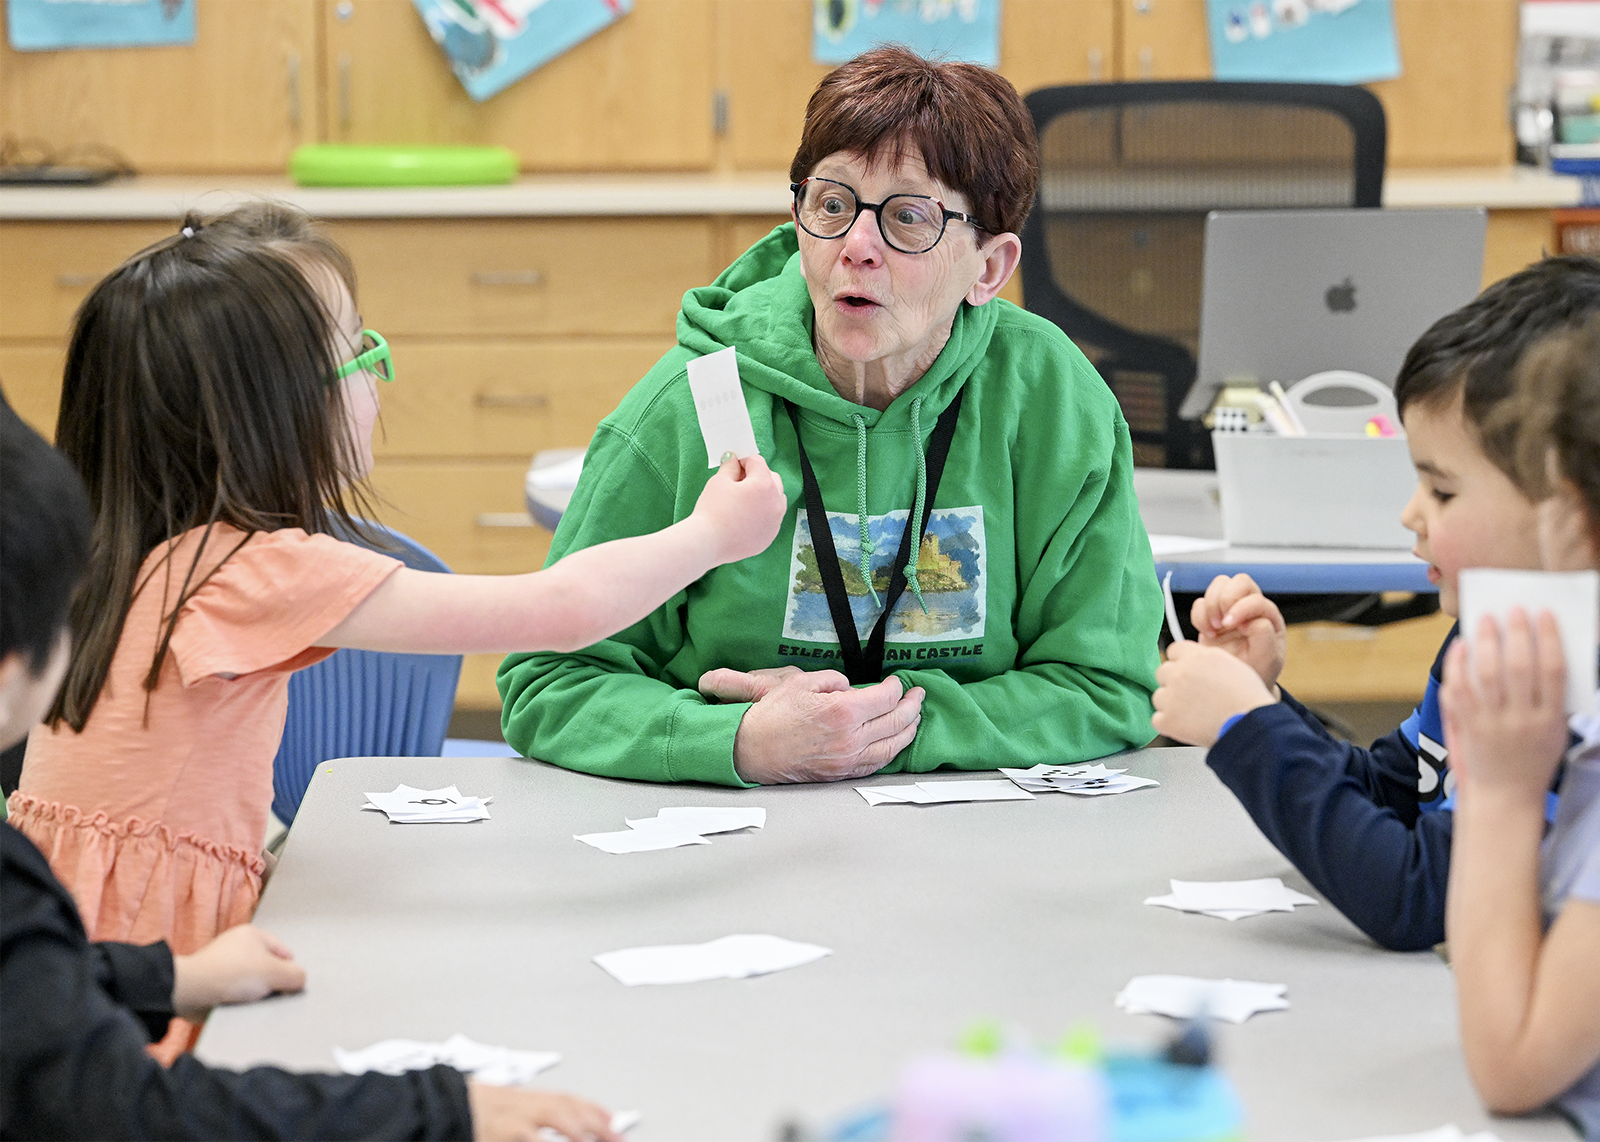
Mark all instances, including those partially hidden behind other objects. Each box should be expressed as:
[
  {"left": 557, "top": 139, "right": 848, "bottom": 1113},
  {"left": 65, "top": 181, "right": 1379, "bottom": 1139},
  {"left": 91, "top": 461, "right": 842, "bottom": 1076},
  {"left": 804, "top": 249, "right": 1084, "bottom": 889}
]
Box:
[{"left": 180, "top": 226, "right": 195, "bottom": 238}]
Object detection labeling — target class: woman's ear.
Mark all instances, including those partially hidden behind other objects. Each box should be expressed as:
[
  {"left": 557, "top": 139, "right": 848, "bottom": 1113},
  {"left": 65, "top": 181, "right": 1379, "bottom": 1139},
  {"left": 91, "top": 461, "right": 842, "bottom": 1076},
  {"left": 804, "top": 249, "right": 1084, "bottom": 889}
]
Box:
[{"left": 966, "top": 233, "right": 1023, "bottom": 307}]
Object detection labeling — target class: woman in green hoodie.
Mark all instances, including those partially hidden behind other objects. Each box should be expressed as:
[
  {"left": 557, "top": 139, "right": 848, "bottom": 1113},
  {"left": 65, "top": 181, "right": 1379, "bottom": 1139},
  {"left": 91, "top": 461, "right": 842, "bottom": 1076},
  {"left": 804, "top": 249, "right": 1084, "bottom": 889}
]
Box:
[{"left": 499, "top": 47, "right": 1163, "bottom": 786}]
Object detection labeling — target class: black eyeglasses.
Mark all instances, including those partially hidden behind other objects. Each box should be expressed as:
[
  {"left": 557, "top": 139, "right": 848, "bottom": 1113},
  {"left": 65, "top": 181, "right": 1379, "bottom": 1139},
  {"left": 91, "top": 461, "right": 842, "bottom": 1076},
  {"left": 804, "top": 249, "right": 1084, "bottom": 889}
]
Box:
[{"left": 790, "top": 178, "right": 985, "bottom": 254}]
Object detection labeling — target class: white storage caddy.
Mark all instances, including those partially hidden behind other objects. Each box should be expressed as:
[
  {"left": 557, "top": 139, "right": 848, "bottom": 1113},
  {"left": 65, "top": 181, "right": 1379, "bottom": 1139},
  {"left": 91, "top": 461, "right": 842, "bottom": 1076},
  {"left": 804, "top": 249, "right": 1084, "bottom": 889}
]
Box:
[{"left": 1210, "top": 372, "right": 1417, "bottom": 549}]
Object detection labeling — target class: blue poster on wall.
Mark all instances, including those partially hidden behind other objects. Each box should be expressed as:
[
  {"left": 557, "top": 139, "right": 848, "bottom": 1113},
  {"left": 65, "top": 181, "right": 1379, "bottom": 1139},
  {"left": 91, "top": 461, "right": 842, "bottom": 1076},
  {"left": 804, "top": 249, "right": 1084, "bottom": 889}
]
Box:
[
  {"left": 1205, "top": 0, "right": 1400, "bottom": 84},
  {"left": 813, "top": 0, "right": 1000, "bottom": 68},
  {"left": 7, "top": 0, "right": 195, "bottom": 52},
  {"left": 412, "top": 0, "right": 631, "bottom": 103}
]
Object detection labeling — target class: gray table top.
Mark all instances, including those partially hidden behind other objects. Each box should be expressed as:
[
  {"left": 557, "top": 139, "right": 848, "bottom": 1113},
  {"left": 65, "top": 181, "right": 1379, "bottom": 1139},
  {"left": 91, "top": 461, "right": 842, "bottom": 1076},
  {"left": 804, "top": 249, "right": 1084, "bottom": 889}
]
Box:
[{"left": 198, "top": 751, "right": 1572, "bottom": 1142}]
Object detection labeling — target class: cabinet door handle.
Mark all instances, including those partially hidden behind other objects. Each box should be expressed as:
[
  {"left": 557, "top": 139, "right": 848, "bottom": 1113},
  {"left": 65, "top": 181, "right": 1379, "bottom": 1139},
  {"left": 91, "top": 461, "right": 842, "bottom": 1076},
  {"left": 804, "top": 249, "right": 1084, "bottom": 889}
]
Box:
[
  {"left": 474, "top": 393, "right": 550, "bottom": 409},
  {"left": 476, "top": 512, "right": 535, "bottom": 528},
  {"left": 57, "top": 273, "right": 95, "bottom": 288},
  {"left": 288, "top": 53, "right": 302, "bottom": 131},
  {"left": 470, "top": 270, "right": 545, "bottom": 287}
]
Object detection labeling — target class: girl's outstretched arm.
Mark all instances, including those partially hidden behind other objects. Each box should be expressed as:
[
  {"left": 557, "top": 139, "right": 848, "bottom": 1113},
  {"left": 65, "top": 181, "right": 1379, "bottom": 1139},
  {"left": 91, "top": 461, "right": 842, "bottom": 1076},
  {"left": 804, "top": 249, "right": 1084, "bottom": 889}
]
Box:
[
  {"left": 1442, "top": 611, "right": 1600, "bottom": 1112},
  {"left": 317, "top": 455, "right": 787, "bottom": 655}
]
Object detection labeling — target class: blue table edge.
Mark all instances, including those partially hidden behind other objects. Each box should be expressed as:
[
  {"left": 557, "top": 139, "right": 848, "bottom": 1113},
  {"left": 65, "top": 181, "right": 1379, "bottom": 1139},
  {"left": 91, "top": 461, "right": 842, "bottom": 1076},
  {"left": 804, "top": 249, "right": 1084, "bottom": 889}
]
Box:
[{"left": 1155, "top": 560, "right": 1435, "bottom": 595}]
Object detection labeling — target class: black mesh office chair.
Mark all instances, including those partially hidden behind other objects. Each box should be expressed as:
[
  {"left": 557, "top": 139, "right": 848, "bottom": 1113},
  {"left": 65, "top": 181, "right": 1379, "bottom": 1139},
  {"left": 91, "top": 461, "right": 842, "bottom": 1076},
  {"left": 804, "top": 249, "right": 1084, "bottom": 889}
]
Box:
[{"left": 1019, "top": 81, "right": 1386, "bottom": 470}]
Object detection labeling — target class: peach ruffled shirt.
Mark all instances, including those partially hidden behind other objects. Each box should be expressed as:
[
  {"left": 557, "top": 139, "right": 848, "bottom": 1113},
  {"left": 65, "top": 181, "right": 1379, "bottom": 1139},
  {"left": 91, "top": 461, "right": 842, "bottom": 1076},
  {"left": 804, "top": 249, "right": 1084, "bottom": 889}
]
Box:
[{"left": 10, "top": 524, "right": 399, "bottom": 954}]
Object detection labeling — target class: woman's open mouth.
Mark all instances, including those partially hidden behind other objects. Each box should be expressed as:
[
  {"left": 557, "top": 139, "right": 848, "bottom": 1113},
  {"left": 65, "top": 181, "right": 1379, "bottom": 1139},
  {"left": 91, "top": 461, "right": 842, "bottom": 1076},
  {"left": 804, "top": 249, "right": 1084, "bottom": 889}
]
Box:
[{"left": 836, "top": 293, "right": 880, "bottom": 311}]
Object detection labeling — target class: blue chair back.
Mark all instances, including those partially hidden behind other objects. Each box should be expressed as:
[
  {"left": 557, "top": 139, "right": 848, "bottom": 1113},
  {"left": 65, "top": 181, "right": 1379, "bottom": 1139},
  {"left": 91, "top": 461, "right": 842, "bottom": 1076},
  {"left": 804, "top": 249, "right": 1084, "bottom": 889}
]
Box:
[{"left": 271, "top": 524, "right": 463, "bottom": 825}]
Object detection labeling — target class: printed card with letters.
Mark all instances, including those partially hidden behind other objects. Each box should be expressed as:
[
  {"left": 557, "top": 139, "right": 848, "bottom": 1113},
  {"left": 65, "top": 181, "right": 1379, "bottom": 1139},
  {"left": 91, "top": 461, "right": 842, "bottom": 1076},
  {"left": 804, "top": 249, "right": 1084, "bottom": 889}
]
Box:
[{"left": 686, "top": 346, "right": 759, "bottom": 469}]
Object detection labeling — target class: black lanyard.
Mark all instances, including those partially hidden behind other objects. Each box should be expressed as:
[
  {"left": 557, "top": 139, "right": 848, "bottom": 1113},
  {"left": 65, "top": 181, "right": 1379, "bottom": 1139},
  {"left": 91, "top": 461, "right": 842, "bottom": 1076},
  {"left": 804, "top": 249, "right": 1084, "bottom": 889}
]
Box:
[{"left": 784, "top": 388, "right": 964, "bottom": 685}]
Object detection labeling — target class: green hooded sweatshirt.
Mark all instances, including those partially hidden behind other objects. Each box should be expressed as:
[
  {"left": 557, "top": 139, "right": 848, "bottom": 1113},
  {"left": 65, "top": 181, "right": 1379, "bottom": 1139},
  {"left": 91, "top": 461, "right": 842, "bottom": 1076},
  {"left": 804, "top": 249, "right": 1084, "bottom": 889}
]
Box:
[{"left": 499, "top": 224, "right": 1161, "bottom": 786}]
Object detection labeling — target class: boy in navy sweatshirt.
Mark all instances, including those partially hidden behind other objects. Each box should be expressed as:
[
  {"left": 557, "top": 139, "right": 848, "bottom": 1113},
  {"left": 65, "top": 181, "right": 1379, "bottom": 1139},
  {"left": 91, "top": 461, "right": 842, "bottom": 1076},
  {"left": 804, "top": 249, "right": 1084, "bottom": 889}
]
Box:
[
  {"left": 1151, "top": 255, "right": 1600, "bottom": 952},
  {"left": 0, "top": 396, "right": 620, "bottom": 1142}
]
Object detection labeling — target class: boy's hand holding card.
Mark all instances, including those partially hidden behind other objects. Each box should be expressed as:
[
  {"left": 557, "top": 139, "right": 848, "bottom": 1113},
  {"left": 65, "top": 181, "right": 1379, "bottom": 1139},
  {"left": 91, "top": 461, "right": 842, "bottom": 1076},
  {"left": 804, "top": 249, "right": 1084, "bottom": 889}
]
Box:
[{"left": 1458, "top": 569, "right": 1598, "bottom": 715}]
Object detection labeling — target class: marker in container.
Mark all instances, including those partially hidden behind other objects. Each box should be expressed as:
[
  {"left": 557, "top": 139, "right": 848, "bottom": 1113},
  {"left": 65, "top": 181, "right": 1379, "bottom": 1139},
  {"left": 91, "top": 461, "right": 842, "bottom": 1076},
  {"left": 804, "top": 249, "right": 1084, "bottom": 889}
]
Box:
[{"left": 1267, "top": 380, "right": 1306, "bottom": 435}]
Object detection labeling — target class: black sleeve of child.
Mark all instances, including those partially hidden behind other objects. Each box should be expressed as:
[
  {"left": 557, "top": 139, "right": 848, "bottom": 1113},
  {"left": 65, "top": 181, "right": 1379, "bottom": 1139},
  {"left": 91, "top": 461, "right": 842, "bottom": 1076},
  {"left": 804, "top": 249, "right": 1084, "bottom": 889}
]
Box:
[
  {"left": 2, "top": 824, "right": 474, "bottom": 1141},
  {"left": 1205, "top": 702, "right": 1450, "bottom": 952},
  {"left": 91, "top": 940, "right": 177, "bottom": 1043},
  {"left": 1276, "top": 688, "right": 1425, "bottom": 821}
]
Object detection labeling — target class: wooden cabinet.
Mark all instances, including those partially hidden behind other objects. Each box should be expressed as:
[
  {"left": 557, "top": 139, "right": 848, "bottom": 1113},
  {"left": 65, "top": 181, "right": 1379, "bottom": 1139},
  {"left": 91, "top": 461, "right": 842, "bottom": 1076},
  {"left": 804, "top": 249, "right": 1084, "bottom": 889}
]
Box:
[
  {"left": 324, "top": 217, "right": 716, "bottom": 335},
  {"left": 713, "top": 0, "right": 1117, "bottom": 172},
  {"left": 0, "top": 221, "right": 171, "bottom": 338},
  {"left": 0, "top": 0, "right": 317, "bottom": 175},
  {"left": 0, "top": 0, "right": 1530, "bottom": 175},
  {"left": 0, "top": 221, "right": 170, "bottom": 437},
  {"left": 1115, "top": 0, "right": 1519, "bottom": 167},
  {"left": 320, "top": 0, "right": 716, "bottom": 171}
]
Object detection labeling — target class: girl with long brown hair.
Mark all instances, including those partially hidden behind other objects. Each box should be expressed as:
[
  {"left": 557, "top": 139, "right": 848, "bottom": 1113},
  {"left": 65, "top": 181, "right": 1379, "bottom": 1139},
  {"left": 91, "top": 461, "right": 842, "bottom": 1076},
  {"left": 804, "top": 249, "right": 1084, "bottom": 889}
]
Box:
[{"left": 8, "top": 203, "right": 785, "bottom": 1052}]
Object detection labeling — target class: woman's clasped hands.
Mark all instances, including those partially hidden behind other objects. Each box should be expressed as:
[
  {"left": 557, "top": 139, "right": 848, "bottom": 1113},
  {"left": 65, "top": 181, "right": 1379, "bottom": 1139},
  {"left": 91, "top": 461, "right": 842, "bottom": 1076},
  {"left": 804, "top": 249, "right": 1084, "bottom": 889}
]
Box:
[{"left": 698, "top": 665, "right": 924, "bottom": 784}]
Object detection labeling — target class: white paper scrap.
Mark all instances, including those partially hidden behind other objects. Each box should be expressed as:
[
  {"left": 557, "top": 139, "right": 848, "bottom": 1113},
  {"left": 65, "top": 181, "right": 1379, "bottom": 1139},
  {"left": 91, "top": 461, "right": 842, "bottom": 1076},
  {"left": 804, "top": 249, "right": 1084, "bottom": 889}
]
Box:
[
  {"left": 628, "top": 806, "right": 766, "bottom": 835},
  {"left": 1145, "top": 877, "right": 1318, "bottom": 920},
  {"left": 856, "top": 780, "right": 1035, "bottom": 805},
  {"left": 1459, "top": 568, "right": 1599, "bottom": 714},
  {"left": 575, "top": 817, "right": 711, "bottom": 854},
  {"left": 858, "top": 787, "right": 913, "bottom": 805},
  {"left": 1001, "top": 764, "right": 1159, "bottom": 797},
  {"left": 334, "top": 1034, "right": 559, "bottom": 1085},
  {"left": 361, "top": 785, "right": 492, "bottom": 824},
  {"left": 539, "top": 1110, "right": 641, "bottom": 1142},
  {"left": 1115, "top": 975, "right": 1288, "bottom": 1024},
  {"left": 686, "top": 346, "right": 759, "bottom": 469},
  {"left": 594, "top": 933, "right": 832, "bottom": 986},
  {"left": 1000, "top": 764, "right": 1127, "bottom": 790}
]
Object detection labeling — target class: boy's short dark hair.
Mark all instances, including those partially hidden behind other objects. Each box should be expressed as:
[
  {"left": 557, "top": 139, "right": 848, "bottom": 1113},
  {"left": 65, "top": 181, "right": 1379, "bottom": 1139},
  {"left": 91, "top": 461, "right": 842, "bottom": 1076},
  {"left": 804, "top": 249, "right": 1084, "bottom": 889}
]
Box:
[
  {"left": 1394, "top": 254, "right": 1600, "bottom": 476},
  {"left": 0, "top": 392, "right": 92, "bottom": 673}
]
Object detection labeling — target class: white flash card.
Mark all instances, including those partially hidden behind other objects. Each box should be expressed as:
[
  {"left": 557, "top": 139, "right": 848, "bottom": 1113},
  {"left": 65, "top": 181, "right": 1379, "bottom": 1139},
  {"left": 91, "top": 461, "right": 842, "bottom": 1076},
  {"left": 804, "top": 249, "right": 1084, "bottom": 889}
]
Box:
[
  {"left": 686, "top": 347, "right": 759, "bottom": 469},
  {"left": 1459, "top": 569, "right": 1599, "bottom": 714}
]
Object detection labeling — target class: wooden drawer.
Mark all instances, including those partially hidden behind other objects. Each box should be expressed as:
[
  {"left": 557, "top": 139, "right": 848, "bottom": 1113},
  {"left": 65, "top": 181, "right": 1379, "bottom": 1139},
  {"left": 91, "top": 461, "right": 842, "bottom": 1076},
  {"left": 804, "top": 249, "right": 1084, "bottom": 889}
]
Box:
[
  {"left": 1277, "top": 609, "right": 1455, "bottom": 704},
  {"left": 326, "top": 218, "right": 717, "bottom": 337},
  {"left": 0, "top": 222, "right": 173, "bottom": 339},
  {"left": 375, "top": 337, "right": 664, "bottom": 459},
  {"left": 365, "top": 458, "right": 552, "bottom": 578},
  {"left": 0, "top": 343, "right": 66, "bottom": 439}
]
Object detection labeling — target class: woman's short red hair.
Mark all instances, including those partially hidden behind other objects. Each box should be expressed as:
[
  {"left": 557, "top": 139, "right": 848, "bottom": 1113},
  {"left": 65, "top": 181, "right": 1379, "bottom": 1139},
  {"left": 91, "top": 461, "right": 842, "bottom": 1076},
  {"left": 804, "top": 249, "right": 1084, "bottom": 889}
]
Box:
[{"left": 789, "top": 45, "right": 1039, "bottom": 238}]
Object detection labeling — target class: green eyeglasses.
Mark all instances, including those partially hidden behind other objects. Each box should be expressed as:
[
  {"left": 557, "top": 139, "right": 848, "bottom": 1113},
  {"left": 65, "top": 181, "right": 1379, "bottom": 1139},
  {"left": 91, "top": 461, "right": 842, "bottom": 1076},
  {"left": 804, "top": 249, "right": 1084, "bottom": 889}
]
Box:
[{"left": 334, "top": 330, "right": 394, "bottom": 384}]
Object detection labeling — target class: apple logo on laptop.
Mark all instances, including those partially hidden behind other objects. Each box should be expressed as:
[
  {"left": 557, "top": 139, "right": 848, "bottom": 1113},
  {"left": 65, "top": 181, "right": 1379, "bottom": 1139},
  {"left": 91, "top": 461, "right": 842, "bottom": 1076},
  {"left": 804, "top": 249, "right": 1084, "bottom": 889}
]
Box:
[{"left": 1325, "top": 277, "right": 1357, "bottom": 313}]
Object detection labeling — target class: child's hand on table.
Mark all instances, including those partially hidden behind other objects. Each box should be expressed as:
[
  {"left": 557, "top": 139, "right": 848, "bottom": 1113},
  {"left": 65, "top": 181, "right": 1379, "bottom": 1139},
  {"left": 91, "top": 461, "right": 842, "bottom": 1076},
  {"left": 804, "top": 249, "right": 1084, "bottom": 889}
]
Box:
[
  {"left": 468, "top": 1081, "right": 622, "bottom": 1142},
  {"left": 172, "top": 924, "right": 307, "bottom": 1021},
  {"left": 687, "top": 454, "right": 788, "bottom": 565},
  {"left": 1190, "top": 573, "right": 1287, "bottom": 690},
  {"left": 1152, "top": 641, "right": 1277, "bottom": 747},
  {"left": 1440, "top": 608, "right": 1570, "bottom": 802}
]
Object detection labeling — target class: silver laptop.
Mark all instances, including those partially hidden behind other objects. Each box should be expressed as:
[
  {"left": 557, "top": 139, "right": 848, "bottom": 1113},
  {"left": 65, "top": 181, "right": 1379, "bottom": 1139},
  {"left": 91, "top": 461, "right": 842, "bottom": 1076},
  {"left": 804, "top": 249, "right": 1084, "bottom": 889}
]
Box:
[{"left": 1180, "top": 207, "right": 1488, "bottom": 419}]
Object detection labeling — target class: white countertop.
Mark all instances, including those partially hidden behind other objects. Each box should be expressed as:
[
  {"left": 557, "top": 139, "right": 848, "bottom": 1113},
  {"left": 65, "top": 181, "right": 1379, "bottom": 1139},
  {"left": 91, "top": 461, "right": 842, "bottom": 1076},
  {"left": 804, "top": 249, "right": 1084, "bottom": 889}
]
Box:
[
  {"left": 0, "top": 166, "right": 1586, "bottom": 220},
  {"left": 0, "top": 172, "right": 794, "bottom": 220}
]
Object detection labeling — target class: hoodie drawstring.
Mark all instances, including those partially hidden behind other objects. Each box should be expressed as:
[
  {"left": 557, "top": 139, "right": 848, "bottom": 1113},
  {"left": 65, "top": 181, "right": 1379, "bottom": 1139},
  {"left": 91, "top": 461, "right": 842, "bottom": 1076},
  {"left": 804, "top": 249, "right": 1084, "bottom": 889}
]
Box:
[
  {"left": 852, "top": 413, "right": 879, "bottom": 606},
  {"left": 903, "top": 397, "right": 929, "bottom": 613}
]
